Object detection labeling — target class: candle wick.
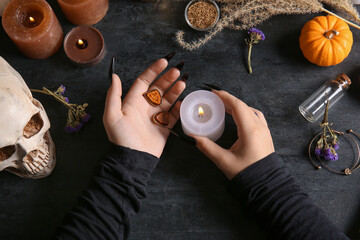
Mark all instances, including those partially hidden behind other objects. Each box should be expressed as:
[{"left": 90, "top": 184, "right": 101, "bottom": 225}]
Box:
[{"left": 76, "top": 39, "right": 88, "bottom": 49}]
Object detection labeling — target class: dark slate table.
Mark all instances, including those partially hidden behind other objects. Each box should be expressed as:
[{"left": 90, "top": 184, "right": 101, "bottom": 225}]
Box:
[{"left": 1, "top": 1, "right": 360, "bottom": 239}]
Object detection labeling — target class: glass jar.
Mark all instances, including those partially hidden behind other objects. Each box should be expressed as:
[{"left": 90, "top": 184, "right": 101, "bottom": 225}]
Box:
[{"left": 299, "top": 73, "right": 351, "bottom": 123}]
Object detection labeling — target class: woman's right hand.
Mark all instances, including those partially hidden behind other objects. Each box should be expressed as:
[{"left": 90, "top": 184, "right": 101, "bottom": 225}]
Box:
[{"left": 193, "top": 90, "right": 275, "bottom": 180}]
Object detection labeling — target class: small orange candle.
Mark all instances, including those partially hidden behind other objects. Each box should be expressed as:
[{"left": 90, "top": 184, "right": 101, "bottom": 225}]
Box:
[
  {"left": 57, "top": 0, "right": 109, "bottom": 25},
  {"left": 2, "top": 0, "right": 63, "bottom": 59}
]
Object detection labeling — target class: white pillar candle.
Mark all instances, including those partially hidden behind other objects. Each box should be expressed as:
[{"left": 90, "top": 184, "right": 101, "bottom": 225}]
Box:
[{"left": 180, "top": 90, "right": 225, "bottom": 141}]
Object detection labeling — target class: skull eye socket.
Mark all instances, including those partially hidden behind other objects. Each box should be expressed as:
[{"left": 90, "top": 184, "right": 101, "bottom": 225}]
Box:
[
  {"left": 23, "top": 113, "right": 44, "bottom": 138},
  {"left": 0, "top": 145, "right": 15, "bottom": 162}
]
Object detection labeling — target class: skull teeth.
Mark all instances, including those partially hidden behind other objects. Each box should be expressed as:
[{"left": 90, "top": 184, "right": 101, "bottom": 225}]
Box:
[
  {"left": 21, "top": 132, "right": 53, "bottom": 176},
  {"left": 24, "top": 162, "right": 34, "bottom": 174}
]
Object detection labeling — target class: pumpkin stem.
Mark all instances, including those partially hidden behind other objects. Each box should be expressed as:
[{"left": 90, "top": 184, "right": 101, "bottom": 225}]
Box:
[{"left": 324, "top": 30, "right": 339, "bottom": 39}]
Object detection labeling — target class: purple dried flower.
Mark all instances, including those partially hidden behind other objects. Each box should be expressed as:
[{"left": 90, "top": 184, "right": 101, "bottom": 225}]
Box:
[
  {"left": 325, "top": 152, "right": 338, "bottom": 161},
  {"left": 65, "top": 121, "right": 83, "bottom": 133},
  {"left": 321, "top": 147, "right": 339, "bottom": 161},
  {"left": 333, "top": 143, "right": 339, "bottom": 150},
  {"left": 245, "top": 28, "right": 265, "bottom": 74},
  {"left": 64, "top": 97, "right": 69, "bottom": 103},
  {"left": 330, "top": 153, "right": 338, "bottom": 161},
  {"left": 315, "top": 148, "right": 322, "bottom": 157},
  {"left": 65, "top": 125, "right": 77, "bottom": 133},
  {"left": 248, "top": 28, "right": 265, "bottom": 41},
  {"left": 58, "top": 85, "right": 66, "bottom": 95},
  {"left": 81, "top": 113, "right": 91, "bottom": 123},
  {"left": 322, "top": 147, "right": 332, "bottom": 160}
]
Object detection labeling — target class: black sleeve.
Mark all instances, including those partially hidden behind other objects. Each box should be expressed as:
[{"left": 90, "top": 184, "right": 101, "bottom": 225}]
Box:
[
  {"left": 228, "top": 153, "right": 349, "bottom": 240},
  {"left": 52, "top": 144, "right": 159, "bottom": 240}
]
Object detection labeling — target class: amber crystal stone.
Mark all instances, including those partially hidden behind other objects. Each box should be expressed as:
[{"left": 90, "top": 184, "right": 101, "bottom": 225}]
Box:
[
  {"left": 152, "top": 111, "right": 169, "bottom": 127},
  {"left": 143, "top": 89, "right": 162, "bottom": 106}
]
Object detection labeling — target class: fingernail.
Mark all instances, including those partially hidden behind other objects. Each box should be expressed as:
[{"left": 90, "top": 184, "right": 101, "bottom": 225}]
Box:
[
  {"left": 109, "top": 56, "right": 115, "bottom": 84},
  {"left": 197, "top": 85, "right": 212, "bottom": 91},
  {"left": 180, "top": 72, "right": 189, "bottom": 82},
  {"left": 204, "top": 83, "right": 222, "bottom": 91},
  {"left": 182, "top": 135, "right": 197, "bottom": 145},
  {"left": 175, "top": 62, "right": 184, "bottom": 71},
  {"left": 170, "top": 128, "right": 196, "bottom": 145},
  {"left": 163, "top": 51, "right": 176, "bottom": 62}
]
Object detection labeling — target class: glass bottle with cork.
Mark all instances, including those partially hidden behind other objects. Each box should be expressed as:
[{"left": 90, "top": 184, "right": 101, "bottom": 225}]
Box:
[{"left": 299, "top": 73, "right": 351, "bottom": 123}]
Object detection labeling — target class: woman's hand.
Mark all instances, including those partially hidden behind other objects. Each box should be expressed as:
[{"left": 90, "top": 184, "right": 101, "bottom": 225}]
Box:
[
  {"left": 193, "top": 90, "right": 275, "bottom": 180},
  {"left": 103, "top": 58, "right": 186, "bottom": 158}
]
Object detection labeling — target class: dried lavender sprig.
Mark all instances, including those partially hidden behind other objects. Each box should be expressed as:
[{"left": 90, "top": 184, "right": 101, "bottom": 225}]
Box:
[{"left": 31, "top": 86, "right": 90, "bottom": 133}]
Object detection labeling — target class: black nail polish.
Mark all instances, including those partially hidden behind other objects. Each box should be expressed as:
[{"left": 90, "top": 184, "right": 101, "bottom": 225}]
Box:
[
  {"left": 204, "top": 83, "right": 222, "bottom": 91},
  {"left": 182, "top": 135, "right": 197, "bottom": 145},
  {"left": 180, "top": 72, "right": 189, "bottom": 82},
  {"left": 163, "top": 51, "right": 176, "bottom": 62},
  {"left": 175, "top": 62, "right": 184, "bottom": 71},
  {"left": 109, "top": 56, "right": 115, "bottom": 84},
  {"left": 197, "top": 85, "right": 212, "bottom": 91},
  {"left": 170, "top": 128, "right": 196, "bottom": 145}
]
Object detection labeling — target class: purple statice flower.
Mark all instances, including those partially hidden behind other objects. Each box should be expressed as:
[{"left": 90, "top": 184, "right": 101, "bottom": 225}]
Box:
[
  {"left": 65, "top": 121, "right": 83, "bottom": 133},
  {"left": 81, "top": 113, "right": 91, "bottom": 123},
  {"left": 64, "top": 97, "right": 69, "bottom": 103},
  {"left": 315, "top": 148, "right": 322, "bottom": 157},
  {"left": 333, "top": 143, "right": 339, "bottom": 150},
  {"left": 329, "top": 153, "right": 338, "bottom": 161},
  {"left": 322, "top": 147, "right": 339, "bottom": 161},
  {"left": 58, "top": 85, "right": 66, "bottom": 95},
  {"left": 65, "top": 125, "right": 77, "bottom": 133},
  {"left": 322, "top": 147, "right": 332, "bottom": 160},
  {"left": 246, "top": 28, "right": 265, "bottom": 74},
  {"left": 248, "top": 28, "right": 265, "bottom": 41}
]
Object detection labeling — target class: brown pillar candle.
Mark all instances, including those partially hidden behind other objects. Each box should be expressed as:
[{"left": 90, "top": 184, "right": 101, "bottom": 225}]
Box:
[
  {"left": 2, "top": 0, "right": 63, "bottom": 59},
  {"left": 57, "top": 0, "right": 109, "bottom": 25},
  {"left": 64, "top": 26, "right": 106, "bottom": 68}
]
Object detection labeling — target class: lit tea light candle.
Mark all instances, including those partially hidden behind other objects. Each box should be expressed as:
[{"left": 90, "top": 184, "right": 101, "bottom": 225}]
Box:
[
  {"left": 180, "top": 90, "right": 225, "bottom": 141},
  {"left": 64, "top": 26, "right": 106, "bottom": 68},
  {"left": 57, "top": 0, "right": 109, "bottom": 25},
  {"left": 2, "top": 0, "right": 63, "bottom": 59},
  {"left": 76, "top": 39, "right": 87, "bottom": 49}
]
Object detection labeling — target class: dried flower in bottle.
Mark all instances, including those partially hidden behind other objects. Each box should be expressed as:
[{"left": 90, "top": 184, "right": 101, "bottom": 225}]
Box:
[{"left": 314, "top": 98, "right": 339, "bottom": 161}]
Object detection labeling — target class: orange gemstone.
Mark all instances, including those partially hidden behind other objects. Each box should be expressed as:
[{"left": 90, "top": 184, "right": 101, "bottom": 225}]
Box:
[
  {"left": 143, "top": 89, "right": 162, "bottom": 106},
  {"left": 153, "top": 111, "right": 169, "bottom": 126}
]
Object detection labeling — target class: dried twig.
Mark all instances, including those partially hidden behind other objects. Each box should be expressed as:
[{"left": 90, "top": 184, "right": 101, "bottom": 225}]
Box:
[{"left": 176, "top": 0, "right": 360, "bottom": 50}]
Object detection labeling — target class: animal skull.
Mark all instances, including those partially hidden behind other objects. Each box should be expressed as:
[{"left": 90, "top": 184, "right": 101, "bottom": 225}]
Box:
[{"left": 0, "top": 57, "right": 56, "bottom": 179}]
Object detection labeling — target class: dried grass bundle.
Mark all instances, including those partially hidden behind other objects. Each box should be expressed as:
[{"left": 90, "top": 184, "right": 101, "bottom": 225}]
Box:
[{"left": 176, "top": 0, "right": 360, "bottom": 50}]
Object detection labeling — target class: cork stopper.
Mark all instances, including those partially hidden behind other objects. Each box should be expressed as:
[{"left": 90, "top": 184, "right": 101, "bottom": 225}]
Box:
[{"left": 335, "top": 73, "right": 351, "bottom": 90}]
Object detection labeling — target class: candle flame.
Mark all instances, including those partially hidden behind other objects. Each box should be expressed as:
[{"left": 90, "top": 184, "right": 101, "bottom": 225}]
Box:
[
  {"left": 198, "top": 106, "right": 204, "bottom": 117},
  {"left": 29, "top": 16, "right": 35, "bottom": 23},
  {"left": 78, "top": 39, "right": 84, "bottom": 45}
]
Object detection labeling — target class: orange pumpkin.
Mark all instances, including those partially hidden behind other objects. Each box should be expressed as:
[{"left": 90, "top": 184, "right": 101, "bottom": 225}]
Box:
[{"left": 299, "top": 15, "right": 353, "bottom": 67}]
